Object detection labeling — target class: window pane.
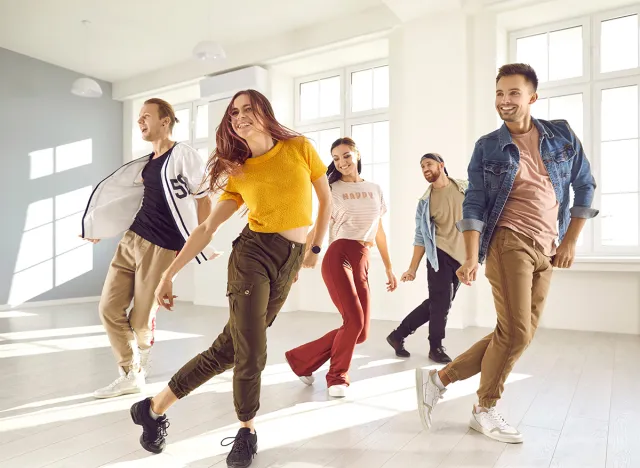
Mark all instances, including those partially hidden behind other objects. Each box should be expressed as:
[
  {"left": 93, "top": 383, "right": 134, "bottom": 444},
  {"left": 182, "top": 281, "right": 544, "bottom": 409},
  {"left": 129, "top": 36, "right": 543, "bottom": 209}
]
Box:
[
  {"left": 352, "top": 69, "right": 373, "bottom": 112},
  {"left": 197, "top": 147, "right": 210, "bottom": 163},
  {"left": 318, "top": 128, "right": 342, "bottom": 165},
  {"left": 516, "top": 34, "right": 549, "bottom": 82},
  {"left": 601, "top": 15, "right": 639, "bottom": 73},
  {"left": 360, "top": 164, "right": 373, "bottom": 182},
  {"left": 531, "top": 97, "right": 549, "bottom": 121},
  {"left": 173, "top": 109, "right": 190, "bottom": 142},
  {"left": 373, "top": 66, "right": 389, "bottom": 109},
  {"left": 601, "top": 86, "right": 638, "bottom": 141},
  {"left": 373, "top": 163, "right": 390, "bottom": 201},
  {"left": 601, "top": 193, "right": 639, "bottom": 246},
  {"left": 372, "top": 121, "right": 390, "bottom": 163},
  {"left": 196, "top": 105, "right": 208, "bottom": 139},
  {"left": 351, "top": 123, "right": 373, "bottom": 164},
  {"left": 601, "top": 139, "right": 639, "bottom": 194},
  {"left": 549, "top": 93, "right": 583, "bottom": 141},
  {"left": 319, "top": 77, "right": 340, "bottom": 118},
  {"left": 300, "top": 81, "right": 319, "bottom": 121},
  {"left": 549, "top": 27, "right": 583, "bottom": 81}
]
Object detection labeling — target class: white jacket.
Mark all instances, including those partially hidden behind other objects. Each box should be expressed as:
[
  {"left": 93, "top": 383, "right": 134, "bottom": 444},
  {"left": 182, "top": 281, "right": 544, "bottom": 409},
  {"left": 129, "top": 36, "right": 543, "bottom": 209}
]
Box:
[{"left": 81, "top": 142, "right": 214, "bottom": 264}]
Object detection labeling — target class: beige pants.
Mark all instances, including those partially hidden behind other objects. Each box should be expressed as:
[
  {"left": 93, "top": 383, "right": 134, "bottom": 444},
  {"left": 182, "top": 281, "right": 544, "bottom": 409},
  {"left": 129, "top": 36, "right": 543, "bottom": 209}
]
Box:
[
  {"left": 99, "top": 230, "right": 177, "bottom": 372},
  {"left": 443, "top": 227, "right": 553, "bottom": 408}
]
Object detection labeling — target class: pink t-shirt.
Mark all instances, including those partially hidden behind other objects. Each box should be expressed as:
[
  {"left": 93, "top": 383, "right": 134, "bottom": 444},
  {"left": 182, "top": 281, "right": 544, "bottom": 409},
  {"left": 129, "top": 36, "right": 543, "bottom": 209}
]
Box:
[
  {"left": 498, "top": 125, "right": 559, "bottom": 256},
  {"left": 329, "top": 180, "right": 387, "bottom": 245}
]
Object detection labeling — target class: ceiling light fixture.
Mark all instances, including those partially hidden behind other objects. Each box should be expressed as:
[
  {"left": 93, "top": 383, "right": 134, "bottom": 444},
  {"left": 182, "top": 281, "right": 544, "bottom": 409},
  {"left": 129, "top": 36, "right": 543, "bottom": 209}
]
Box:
[
  {"left": 192, "top": 40, "right": 226, "bottom": 61},
  {"left": 71, "top": 20, "right": 103, "bottom": 98}
]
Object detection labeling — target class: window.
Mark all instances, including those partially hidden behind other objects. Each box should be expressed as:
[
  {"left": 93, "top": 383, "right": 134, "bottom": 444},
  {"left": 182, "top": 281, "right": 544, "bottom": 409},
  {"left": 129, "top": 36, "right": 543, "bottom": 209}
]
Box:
[
  {"left": 599, "top": 14, "right": 639, "bottom": 74},
  {"left": 511, "top": 6, "right": 640, "bottom": 256},
  {"left": 295, "top": 60, "right": 390, "bottom": 248},
  {"left": 514, "top": 24, "right": 586, "bottom": 85}
]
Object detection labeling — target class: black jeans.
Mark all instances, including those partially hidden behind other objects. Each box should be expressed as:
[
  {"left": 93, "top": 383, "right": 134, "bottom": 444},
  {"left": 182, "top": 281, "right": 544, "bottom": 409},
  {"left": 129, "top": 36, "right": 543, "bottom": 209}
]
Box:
[{"left": 397, "top": 248, "right": 461, "bottom": 349}]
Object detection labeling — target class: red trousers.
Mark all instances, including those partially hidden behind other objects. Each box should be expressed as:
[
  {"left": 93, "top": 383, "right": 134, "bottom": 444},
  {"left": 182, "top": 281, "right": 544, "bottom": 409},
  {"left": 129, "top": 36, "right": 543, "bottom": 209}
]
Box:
[{"left": 286, "top": 239, "right": 370, "bottom": 387}]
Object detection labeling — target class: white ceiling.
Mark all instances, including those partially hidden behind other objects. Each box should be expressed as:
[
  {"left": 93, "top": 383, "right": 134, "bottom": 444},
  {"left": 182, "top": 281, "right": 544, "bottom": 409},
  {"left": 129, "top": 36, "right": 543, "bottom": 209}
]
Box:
[{"left": 0, "top": 0, "right": 383, "bottom": 82}]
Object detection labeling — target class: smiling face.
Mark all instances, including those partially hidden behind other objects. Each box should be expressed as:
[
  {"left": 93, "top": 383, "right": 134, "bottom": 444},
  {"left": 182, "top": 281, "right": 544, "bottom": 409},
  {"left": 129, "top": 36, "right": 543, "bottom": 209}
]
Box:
[
  {"left": 137, "top": 103, "right": 169, "bottom": 141},
  {"left": 421, "top": 158, "right": 443, "bottom": 183},
  {"left": 495, "top": 74, "right": 537, "bottom": 124},
  {"left": 331, "top": 144, "right": 359, "bottom": 178},
  {"left": 229, "top": 93, "right": 266, "bottom": 140}
]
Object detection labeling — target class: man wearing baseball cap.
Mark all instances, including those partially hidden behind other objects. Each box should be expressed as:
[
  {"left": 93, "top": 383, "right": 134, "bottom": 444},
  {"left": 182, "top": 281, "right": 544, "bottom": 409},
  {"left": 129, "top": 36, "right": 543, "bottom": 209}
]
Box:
[{"left": 386, "top": 153, "right": 467, "bottom": 364}]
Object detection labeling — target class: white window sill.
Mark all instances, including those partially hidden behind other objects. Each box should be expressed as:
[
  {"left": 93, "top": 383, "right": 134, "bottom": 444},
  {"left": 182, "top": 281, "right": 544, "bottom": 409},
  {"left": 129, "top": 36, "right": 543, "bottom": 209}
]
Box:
[{"left": 563, "top": 257, "right": 640, "bottom": 272}]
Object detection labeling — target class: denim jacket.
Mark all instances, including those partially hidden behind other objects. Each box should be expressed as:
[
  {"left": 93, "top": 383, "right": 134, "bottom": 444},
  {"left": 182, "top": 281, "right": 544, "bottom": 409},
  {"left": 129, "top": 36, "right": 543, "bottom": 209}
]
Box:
[
  {"left": 414, "top": 178, "right": 468, "bottom": 272},
  {"left": 457, "top": 118, "right": 598, "bottom": 264}
]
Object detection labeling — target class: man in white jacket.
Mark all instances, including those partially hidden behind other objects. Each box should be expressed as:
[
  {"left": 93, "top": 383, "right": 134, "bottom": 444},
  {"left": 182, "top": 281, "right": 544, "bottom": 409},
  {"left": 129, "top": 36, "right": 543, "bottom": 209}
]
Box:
[{"left": 82, "top": 98, "right": 213, "bottom": 398}]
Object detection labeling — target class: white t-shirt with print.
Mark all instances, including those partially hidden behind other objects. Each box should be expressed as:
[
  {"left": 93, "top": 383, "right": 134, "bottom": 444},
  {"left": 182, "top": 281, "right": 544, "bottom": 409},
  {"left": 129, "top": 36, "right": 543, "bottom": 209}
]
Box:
[{"left": 328, "top": 180, "right": 387, "bottom": 245}]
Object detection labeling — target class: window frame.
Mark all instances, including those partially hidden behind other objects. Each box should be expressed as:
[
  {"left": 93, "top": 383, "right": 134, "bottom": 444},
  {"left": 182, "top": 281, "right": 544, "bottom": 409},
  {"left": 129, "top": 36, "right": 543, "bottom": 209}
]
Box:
[
  {"left": 294, "top": 60, "right": 391, "bottom": 252},
  {"left": 592, "top": 75, "right": 640, "bottom": 256},
  {"left": 510, "top": 8, "right": 640, "bottom": 258},
  {"left": 346, "top": 59, "right": 391, "bottom": 120},
  {"left": 509, "top": 16, "right": 591, "bottom": 90},
  {"left": 294, "top": 68, "right": 346, "bottom": 128},
  {"left": 593, "top": 5, "right": 640, "bottom": 82}
]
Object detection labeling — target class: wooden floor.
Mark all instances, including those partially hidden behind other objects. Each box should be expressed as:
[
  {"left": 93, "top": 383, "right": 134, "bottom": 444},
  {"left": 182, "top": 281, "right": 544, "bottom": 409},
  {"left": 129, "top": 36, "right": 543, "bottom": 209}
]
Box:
[{"left": 0, "top": 302, "right": 639, "bottom": 468}]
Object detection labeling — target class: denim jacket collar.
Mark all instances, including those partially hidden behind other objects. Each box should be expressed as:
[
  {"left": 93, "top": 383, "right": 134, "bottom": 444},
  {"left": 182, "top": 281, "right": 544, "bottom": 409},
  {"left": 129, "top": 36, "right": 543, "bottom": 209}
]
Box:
[{"left": 498, "top": 117, "right": 554, "bottom": 151}]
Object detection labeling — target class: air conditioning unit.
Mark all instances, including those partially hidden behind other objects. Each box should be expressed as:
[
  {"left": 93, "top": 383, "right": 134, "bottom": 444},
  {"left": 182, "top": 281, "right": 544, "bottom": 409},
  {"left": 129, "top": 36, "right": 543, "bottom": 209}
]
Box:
[{"left": 199, "top": 66, "right": 269, "bottom": 100}]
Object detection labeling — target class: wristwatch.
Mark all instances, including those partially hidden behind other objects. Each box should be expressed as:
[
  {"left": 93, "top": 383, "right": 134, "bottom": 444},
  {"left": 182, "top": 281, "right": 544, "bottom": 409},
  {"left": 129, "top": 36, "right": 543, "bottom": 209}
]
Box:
[{"left": 311, "top": 245, "right": 322, "bottom": 254}]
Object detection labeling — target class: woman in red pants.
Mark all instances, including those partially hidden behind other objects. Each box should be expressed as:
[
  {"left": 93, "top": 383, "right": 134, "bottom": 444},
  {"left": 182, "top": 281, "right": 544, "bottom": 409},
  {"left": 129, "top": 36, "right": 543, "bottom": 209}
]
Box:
[{"left": 285, "top": 137, "right": 397, "bottom": 398}]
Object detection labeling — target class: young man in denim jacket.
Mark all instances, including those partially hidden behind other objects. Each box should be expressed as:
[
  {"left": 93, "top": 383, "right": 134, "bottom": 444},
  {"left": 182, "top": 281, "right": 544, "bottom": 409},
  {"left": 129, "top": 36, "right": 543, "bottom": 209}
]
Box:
[{"left": 415, "top": 63, "right": 598, "bottom": 443}]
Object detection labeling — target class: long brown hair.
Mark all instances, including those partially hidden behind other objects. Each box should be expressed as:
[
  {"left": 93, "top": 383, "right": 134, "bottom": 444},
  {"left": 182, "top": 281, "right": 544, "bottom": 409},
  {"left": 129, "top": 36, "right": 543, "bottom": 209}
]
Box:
[
  {"left": 326, "top": 137, "right": 362, "bottom": 185},
  {"left": 205, "top": 89, "right": 300, "bottom": 193}
]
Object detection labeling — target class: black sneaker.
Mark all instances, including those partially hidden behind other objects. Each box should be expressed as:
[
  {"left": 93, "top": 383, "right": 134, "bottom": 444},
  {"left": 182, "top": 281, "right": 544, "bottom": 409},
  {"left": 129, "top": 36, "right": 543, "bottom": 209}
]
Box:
[
  {"left": 130, "top": 397, "right": 170, "bottom": 454},
  {"left": 429, "top": 346, "right": 452, "bottom": 364},
  {"left": 222, "top": 428, "right": 258, "bottom": 468},
  {"left": 386, "top": 330, "right": 410, "bottom": 358}
]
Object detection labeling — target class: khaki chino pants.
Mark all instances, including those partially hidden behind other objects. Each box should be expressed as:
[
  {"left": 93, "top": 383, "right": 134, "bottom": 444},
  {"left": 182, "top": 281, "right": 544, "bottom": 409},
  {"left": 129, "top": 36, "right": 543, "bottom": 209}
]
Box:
[
  {"left": 99, "top": 230, "right": 177, "bottom": 372},
  {"left": 443, "top": 227, "right": 553, "bottom": 408}
]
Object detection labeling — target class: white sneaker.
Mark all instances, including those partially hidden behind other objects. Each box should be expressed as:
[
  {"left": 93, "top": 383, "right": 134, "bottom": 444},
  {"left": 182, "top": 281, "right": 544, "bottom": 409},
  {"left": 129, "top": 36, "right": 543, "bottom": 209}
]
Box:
[
  {"left": 328, "top": 384, "right": 347, "bottom": 398},
  {"left": 469, "top": 407, "right": 523, "bottom": 443},
  {"left": 139, "top": 348, "right": 152, "bottom": 378},
  {"left": 416, "top": 368, "right": 445, "bottom": 430},
  {"left": 93, "top": 369, "right": 145, "bottom": 399},
  {"left": 299, "top": 375, "right": 314, "bottom": 386}
]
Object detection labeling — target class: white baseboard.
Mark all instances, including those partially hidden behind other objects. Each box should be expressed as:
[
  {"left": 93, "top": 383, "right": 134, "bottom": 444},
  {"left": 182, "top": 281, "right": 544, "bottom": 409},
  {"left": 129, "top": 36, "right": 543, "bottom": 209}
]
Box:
[{"left": 0, "top": 296, "right": 101, "bottom": 311}]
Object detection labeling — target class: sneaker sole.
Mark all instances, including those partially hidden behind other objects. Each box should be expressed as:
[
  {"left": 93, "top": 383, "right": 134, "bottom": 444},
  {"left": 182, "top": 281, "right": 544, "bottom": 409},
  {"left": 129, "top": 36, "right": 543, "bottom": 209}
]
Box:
[
  {"left": 469, "top": 416, "right": 523, "bottom": 444},
  {"left": 130, "top": 405, "right": 165, "bottom": 454},
  {"left": 415, "top": 368, "right": 432, "bottom": 431},
  {"left": 226, "top": 445, "right": 257, "bottom": 468},
  {"left": 93, "top": 387, "right": 141, "bottom": 399},
  {"left": 386, "top": 336, "right": 410, "bottom": 358}
]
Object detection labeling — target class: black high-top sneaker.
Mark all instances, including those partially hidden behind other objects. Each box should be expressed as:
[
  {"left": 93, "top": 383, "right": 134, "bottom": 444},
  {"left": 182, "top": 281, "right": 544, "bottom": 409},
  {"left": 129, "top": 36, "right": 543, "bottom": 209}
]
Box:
[
  {"left": 386, "top": 330, "right": 410, "bottom": 357},
  {"left": 130, "top": 397, "right": 170, "bottom": 454},
  {"left": 222, "top": 428, "right": 258, "bottom": 468},
  {"left": 429, "top": 346, "right": 452, "bottom": 364}
]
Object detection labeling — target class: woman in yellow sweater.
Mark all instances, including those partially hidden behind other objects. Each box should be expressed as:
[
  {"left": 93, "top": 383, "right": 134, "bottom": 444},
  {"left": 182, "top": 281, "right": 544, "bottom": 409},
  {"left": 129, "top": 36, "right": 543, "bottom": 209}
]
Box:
[{"left": 128, "top": 89, "right": 331, "bottom": 468}]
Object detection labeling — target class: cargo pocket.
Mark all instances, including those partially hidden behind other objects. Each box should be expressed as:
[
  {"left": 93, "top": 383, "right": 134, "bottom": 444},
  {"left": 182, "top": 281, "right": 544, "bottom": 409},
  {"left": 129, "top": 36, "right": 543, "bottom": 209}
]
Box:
[{"left": 226, "top": 281, "right": 254, "bottom": 327}]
